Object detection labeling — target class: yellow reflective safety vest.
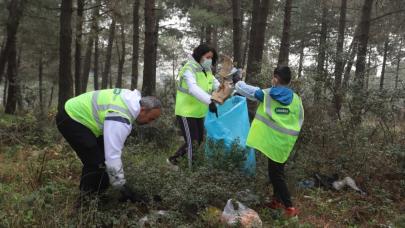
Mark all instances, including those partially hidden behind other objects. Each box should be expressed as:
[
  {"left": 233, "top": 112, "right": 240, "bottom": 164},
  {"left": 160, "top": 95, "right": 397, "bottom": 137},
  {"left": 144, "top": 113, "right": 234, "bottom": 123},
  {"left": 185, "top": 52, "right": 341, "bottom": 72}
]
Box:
[
  {"left": 65, "top": 88, "right": 134, "bottom": 137},
  {"left": 246, "top": 88, "right": 304, "bottom": 163},
  {"left": 175, "top": 59, "right": 214, "bottom": 118}
]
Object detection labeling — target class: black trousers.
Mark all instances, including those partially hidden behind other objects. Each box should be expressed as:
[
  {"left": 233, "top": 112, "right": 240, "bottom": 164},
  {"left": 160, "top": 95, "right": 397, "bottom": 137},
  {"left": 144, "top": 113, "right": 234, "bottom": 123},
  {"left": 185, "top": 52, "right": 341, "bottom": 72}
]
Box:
[
  {"left": 268, "top": 158, "right": 293, "bottom": 208},
  {"left": 169, "top": 116, "right": 205, "bottom": 161},
  {"left": 55, "top": 108, "right": 109, "bottom": 194}
]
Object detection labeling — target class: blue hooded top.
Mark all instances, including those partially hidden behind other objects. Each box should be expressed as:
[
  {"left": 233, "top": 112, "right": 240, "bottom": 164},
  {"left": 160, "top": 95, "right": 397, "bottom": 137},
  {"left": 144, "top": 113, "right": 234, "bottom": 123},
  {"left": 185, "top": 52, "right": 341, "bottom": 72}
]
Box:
[{"left": 254, "top": 86, "right": 293, "bottom": 105}]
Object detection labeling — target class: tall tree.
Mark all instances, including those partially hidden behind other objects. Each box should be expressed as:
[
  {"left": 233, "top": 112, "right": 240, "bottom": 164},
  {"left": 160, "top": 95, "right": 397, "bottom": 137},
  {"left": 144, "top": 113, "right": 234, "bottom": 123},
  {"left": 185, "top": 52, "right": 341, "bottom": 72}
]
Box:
[
  {"left": 94, "top": 36, "right": 99, "bottom": 90},
  {"left": 58, "top": 0, "right": 74, "bottom": 112},
  {"left": 131, "top": 0, "right": 140, "bottom": 90},
  {"left": 277, "top": 0, "right": 292, "bottom": 66},
  {"left": 394, "top": 38, "right": 403, "bottom": 89},
  {"left": 232, "top": 0, "right": 242, "bottom": 68},
  {"left": 82, "top": 0, "right": 100, "bottom": 93},
  {"left": 313, "top": 0, "right": 328, "bottom": 103},
  {"left": 74, "top": 0, "right": 84, "bottom": 95},
  {"left": 333, "top": 0, "right": 347, "bottom": 116},
  {"left": 4, "top": 0, "right": 24, "bottom": 114},
  {"left": 142, "top": 0, "right": 157, "bottom": 95},
  {"left": 115, "top": 24, "right": 126, "bottom": 88},
  {"left": 379, "top": 37, "right": 389, "bottom": 90},
  {"left": 297, "top": 39, "right": 305, "bottom": 78},
  {"left": 0, "top": 41, "right": 6, "bottom": 86},
  {"left": 351, "top": 0, "right": 374, "bottom": 123},
  {"left": 101, "top": 17, "right": 116, "bottom": 89},
  {"left": 246, "top": 0, "right": 272, "bottom": 85}
]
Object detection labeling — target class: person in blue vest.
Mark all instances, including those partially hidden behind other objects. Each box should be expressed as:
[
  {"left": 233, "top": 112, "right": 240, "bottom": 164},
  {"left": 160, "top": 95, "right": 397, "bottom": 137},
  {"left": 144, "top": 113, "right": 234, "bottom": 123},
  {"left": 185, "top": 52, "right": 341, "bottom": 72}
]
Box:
[{"left": 235, "top": 66, "right": 304, "bottom": 217}]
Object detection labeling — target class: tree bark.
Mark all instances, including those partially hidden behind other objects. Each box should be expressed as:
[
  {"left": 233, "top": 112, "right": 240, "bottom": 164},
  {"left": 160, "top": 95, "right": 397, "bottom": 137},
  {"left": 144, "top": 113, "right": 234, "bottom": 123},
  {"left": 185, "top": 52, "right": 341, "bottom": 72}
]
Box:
[
  {"left": 313, "top": 0, "right": 328, "bottom": 103},
  {"left": 116, "top": 24, "right": 125, "bottom": 88},
  {"left": 351, "top": 0, "right": 374, "bottom": 123},
  {"left": 142, "top": 0, "right": 157, "bottom": 96},
  {"left": 342, "top": 29, "right": 358, "bottom": 91},
  {"left": 58, "top": 0, "right": 74, "bottom": 112},
  {"left": 365, "top": 45, "right": 371, "bottom": 90},
  {"left": 241, "top": 13, "right": 251, "bottom": 68},
  {"left": 3, "top": 79, "right": 8, "bottom": 108},
  {"left": 38, "top": 50, "right": 44, "bottom": 114},
  {"left": 131, "top": 0, "right": 140, "bottom": 90},
  {"left": 232, "top": 0, "right": 243, "bottom": 68},
  {"left": 0, "top": 42, "right": 6, "bottom": 86},
  {"left": 101, "top": 17, "right": 116, "bottom": 89},
  {"left": 379, "top": 37, "right": 389, "bottom": 91},
  {"left": 94, "top": 35, "right": 99, "bottom": 90},
  {"left": 74, "top": 0, "right": 84, "bottom": 95},
  {"left": 246, "top": 0, "right": 272, "bottom": 85},
  {"left": 205, "top": 25, "right": 212, "bottom": 45},
  {"left": 277, "top": 0, "right": 292, "bottom": 66},
  {"left": 395, "top": 52, "right": 401, "bottom": 89},
  {"left": 297, "top": 39, "right": 305, "bottom": 78},
  {"left": 81, "top": 0, "right": 99, "bottom": 93},
  {"left": 333, "top": 0, "right": 347, "bottom": 116},
  {"left": 5, "top": 0, "right": 24, "bottom": 114}
]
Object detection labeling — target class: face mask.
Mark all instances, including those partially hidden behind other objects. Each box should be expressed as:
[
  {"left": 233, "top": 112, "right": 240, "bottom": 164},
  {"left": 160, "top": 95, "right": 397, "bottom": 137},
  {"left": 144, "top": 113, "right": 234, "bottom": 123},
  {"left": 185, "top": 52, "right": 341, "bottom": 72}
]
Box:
[{"left": 201, "top": 58, "right": 212, "bottom": 71}]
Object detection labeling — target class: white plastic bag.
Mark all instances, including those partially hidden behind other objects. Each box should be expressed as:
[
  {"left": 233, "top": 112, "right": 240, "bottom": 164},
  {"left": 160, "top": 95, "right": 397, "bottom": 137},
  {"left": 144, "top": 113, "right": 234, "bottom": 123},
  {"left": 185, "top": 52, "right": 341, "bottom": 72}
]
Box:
[{"left": 221, "top": 199, "right": 262, "bottom": 228}]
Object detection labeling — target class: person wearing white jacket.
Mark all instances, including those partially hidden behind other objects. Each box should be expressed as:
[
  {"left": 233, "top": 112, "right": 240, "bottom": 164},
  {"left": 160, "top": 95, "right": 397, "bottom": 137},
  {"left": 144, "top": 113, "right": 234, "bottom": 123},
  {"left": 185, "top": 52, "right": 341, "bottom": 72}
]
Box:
[{"left": 56, "top": 89, "right": 161, "bottom": 202}]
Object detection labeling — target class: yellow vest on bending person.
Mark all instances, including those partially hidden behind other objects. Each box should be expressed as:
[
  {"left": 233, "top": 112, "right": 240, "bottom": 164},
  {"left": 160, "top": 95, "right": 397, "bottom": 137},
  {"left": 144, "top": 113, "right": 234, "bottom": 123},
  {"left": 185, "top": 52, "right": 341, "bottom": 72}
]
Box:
[
  {"left": 175, "top": 59, "right": 214, "bottom": 118},
  {"left": 246, "top": 88, "right": 304, "bottom": 163},
  {"left": 65, "top": 88, "right": 134, "bottom": 137}
]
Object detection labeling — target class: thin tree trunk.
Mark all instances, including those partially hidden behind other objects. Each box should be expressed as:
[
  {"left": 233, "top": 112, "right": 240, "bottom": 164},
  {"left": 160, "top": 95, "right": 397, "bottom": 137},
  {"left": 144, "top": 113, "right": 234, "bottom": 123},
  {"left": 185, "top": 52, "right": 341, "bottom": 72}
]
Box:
[
  {"left": 116, "top": 24, "right": 125, "bottom": 88},
  {"left": 5, "top": 0, "right": 24, "bottom": 114},
  {"left": 395, "top": 54, "right": 401, "bottom": 89},
  {"left": 38, "top": 50, "right": 44, "bottom": 114},
  {"left": 333, "top": 0, "right": 347, "bottom": 116},
  {"left": 58, "top": 0, "right": 73, "bottom": 112},
  {"left": 48, "top": 83, "right": 54, "bottom": 108},
  {"left": 94, "top": 35, "right": 99, "bottom": 90},
  {"left": 351, "top": 0, "right": 374, "bottom": 123},
  {"left": 205, "top": 25, "right": 212, "bottom": 45},
  {"left": 212, "top": 26, "right": 218, "bottom": 52},
  {"left": 142, "top": 0, "right": 157, "bottom": 95},
  {"left": 82, "top": 0, "right": 99, "bottom": 93},
  {"left": 101, "top": 17, "right": 116, "bottom": 89},
  {"left": 232, "top": 0, "right": 243, "bottom": 68},
  {"left": 277, "top": 0, "right": 292, "bottom": 66},
  {"left": 74, "top": 0, "right": 84, "bottom": 95},
  {"left": 379, "top": 37, "right": 389, "bottom": 91},
  {"left": 0, "top": 42, "right": 6, "bottom": 86},
  {"left": 298, "top": 39, "right": 305, "bottom": 78},
  {"left": 199, "top": 26, "right": 205, "bottom": 44},
  {"left": 313, "top": 0, "right": 328, "bottom": 103},
  {"left": 246, "top": 0, "right": 272, "bottom": 85},
  {"left": 342, "top": 31, "right": 358, "bottom": 91},
  {"left": 16, "top": 45, "right": 23, "bottom": 111},
  {"left": 241, "top": 13, "right": 251, "bottom": 68},
  {"left": 365, "top": 45, "right": 371, "bottom": 90},
  {"left": 3, "top": 79, "right": 8, "bottom": 108},
  {"left": 131, "top": 0, "right": 140, "bottom": 90}
]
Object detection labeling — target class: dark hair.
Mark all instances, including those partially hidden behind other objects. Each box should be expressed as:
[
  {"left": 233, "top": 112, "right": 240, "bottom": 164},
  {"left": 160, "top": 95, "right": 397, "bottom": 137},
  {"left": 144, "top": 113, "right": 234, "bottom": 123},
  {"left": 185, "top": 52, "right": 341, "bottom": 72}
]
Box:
[
  {"left": 274, "top": 66, "right": 291, "bottom": 85},
  {"left": 192, "top": 43, "right": 218, "bottom": 65}
]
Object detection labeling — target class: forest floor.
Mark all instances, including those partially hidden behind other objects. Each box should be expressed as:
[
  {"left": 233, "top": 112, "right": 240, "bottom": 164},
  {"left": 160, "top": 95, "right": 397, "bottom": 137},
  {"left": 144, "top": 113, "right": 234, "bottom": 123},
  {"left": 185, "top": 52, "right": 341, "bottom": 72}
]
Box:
[{"left": 0, "top": 112, "right": 404, "bottom": 227}]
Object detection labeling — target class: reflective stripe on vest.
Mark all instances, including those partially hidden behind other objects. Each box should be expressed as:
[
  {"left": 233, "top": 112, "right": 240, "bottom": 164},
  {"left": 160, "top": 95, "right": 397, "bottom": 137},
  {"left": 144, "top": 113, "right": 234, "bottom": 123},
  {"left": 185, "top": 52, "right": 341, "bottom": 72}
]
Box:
[{"left": 92, "top": 90, "right": 133, "bottom": 129}]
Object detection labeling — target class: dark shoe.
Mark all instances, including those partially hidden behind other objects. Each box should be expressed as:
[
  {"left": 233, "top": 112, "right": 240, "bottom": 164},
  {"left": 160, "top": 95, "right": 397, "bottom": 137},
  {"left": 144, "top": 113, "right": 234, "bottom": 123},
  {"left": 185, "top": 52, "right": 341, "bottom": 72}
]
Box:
[{"left": 166, "top": 158, "right": 179, "bottom": 171}]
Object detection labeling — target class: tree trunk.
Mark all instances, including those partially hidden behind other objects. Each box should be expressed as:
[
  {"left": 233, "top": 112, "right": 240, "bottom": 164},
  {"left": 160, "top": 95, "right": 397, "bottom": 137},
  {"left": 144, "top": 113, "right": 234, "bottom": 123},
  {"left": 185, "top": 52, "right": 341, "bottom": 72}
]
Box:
[
  {"left": 351, "top": 0, "right": 374, "bottom": 123},
  {"left": 81, "top": 0, "right": 99, "bottom": 93},
  {"left": 241, "top": 13, "right": 251, "bottom": 68},
  {"left": 232, "top": 0, "right": 243, "bottom": 68},
  {"left": 48, "top": 83, "right": 55, "bottom": 108},
  {"left": 313, "top": 0, "right": 328, "bottom": 103},
  {"left": 246, "top": 0, "right": 272, "bottom": 85},
  {"left": 395, "top": 54, "right": 401, "bottom": 90},
  {"left": 205, "top": 25, "right": 212, "bottom": 45},
  {"left": 297, "top": 39, "right": 305, "bottom": 78},
  {"left": 365, "top": 45, "right": 371, "bottom": 90},
  {"left": 94, "top": 35, "right": 99, "bottom": 90},
  {"left": 101, "top": 17, "right": 116, "bottom": 89},
  {"left": 58, "top": 0, "right": 74, "bottom": 112},
  {"left": 379, "top": 37, "right": 389, "bottom": 91},
  {"left": 3, "top": 79, "right": 8, "bottom": 108},
  {"left": 131, "top": 0, "right": 140, "bottom": 90},
  {"left": 199, "top": 26, "right": 205, "bottom": 44},
  {"left": 0, "top": 42, "right": 6, "bottom": 86},
  {"left": 142, "top": 0, "right": 157, "bottom": 96},
  {"left": 16, "top": 45, "right": 23, "bottom": 111},
  {"left": 342, "top": 29, "right": 358, "bottom": 91},
  {"left": 74, "top": 0, "right": 84, "bottom": 95},
  {"left": 277, "top": 0, "right": 292, "bottom": 66},
  {"left": 333, "top": 0, "right": 347, "bottom": 116},
  {"left": 116, "top": 24, "right": 125, "bottom": 88},
  {"left": 5, "top": 0, "right": 24, "bottom": 114},
  {"left": 38, "top": 50, "right": 44, "bottom": 114}
]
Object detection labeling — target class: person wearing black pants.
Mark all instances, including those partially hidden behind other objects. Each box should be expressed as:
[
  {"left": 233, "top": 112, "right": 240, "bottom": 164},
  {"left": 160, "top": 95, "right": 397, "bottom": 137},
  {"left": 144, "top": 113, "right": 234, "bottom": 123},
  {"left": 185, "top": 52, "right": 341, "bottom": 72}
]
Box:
[{"left": 268, "top": 159, "right": 292, "bottom": 208}]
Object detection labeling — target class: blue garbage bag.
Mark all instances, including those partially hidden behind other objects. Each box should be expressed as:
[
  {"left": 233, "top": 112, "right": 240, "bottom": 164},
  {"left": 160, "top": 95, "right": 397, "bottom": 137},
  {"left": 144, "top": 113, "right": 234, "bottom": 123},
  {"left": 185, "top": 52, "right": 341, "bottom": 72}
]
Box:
[{"left": 204, "top": 96, "right": 256, "bottom": 175}]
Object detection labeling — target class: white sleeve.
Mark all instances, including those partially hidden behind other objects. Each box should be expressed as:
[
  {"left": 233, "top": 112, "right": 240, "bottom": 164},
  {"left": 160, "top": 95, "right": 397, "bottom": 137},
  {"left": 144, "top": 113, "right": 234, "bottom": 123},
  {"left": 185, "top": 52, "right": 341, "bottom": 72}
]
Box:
[
  {"left": 183, "top": 70, "right": 211, "bottom": 105},
  {"left": 212, "top": 77, "right": 220, "bottom": 91},
  {"left": 103, "top": 115, "right": 132, "bottom": 188},
  {"left": 235, "top": 81, "right": 259, "bottom": 101}
]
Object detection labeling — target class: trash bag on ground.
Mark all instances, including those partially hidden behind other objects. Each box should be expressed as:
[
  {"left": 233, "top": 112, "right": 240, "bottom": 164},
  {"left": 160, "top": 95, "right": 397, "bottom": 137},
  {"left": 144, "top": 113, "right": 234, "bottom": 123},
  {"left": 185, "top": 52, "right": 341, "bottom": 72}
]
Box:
[
  {"left": 221, "top": 199, "right": 262, "bottom": 228},
  {"left": 204, "top": 96, "right": 256, "bottom": 175}
]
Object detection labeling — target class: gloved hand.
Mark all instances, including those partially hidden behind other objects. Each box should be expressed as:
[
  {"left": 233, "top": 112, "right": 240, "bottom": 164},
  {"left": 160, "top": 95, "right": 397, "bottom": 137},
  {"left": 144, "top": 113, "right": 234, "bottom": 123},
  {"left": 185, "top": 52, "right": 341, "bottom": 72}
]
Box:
[
  {"left": 119, "top": 184, "right": 149, "bottom": 204},
  {"left": 231, "top": 69, "right": 242, "bottom": 84},
  {"left": 208, "top": 100, "right": 218, "bottom": 117}
]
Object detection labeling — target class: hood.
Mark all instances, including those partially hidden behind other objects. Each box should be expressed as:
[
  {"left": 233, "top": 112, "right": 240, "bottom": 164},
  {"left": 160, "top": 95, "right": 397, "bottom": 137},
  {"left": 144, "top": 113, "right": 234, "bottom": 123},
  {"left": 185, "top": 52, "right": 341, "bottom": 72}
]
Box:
[{"left": 270, "top": 86, "right": 293, "bottom": 105}]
